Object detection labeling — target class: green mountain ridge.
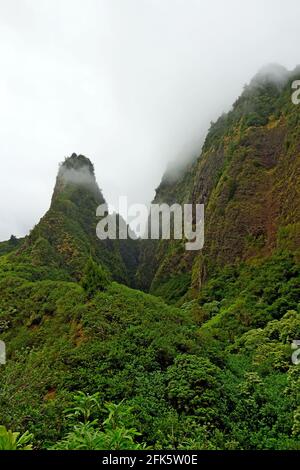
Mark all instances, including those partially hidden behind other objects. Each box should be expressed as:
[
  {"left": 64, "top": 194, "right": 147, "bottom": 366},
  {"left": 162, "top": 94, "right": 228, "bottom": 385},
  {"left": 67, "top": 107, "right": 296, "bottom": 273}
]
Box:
[
  {"left": 137, "top": 65, "right": 300, "bottom": 303},
  {"left": 0, "top": 66, "right": 300, "bottom": 450},
  {"left": 1, "top": 153, "right": 139, "bottom": 286}
]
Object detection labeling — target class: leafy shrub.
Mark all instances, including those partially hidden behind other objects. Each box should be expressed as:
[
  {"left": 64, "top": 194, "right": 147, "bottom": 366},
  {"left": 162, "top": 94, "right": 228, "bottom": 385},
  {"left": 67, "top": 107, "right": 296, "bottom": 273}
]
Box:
[
  {"left": 0, "top": 425, "right": 33, "bottom": 450},
  {"left": 52, "top": 392, "right": 146, "bottom": 450},
  {"left": 81, "top": 257, "right": 111, "bottom": 297}
]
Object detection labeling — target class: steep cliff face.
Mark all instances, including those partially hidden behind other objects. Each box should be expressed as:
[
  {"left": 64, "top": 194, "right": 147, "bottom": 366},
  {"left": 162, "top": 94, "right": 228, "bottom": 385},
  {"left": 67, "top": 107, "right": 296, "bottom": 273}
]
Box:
[
  {"left": 0, "top": 68, "right": 300, "bottom": 451},
  {"left": 3, "top": 154, "right": 139, "bottom": 285},
  {"left": 135, "top": 159, "right": 197, "bottom": 293},
  {"left": 137, "top": 66, "right": 300, "bottom": 302}
]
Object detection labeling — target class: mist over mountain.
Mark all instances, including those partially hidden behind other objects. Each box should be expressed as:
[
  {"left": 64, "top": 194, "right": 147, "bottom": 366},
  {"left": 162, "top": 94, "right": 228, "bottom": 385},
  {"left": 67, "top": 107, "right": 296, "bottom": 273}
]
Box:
[
  {"left": 1, "top": 0, "right": 300, "bottom": 241},
  {"left": 0, "top": 64, "right": 300, "bottom": 450},
  {"left": 57, "top": 157, "right": 97, "bottom": 188},
  {"left": 137, "top": 65, "right": 300, "bottom": 298},
  {"left": 1, "top": 153, "right": 139, "bottom": 286}
]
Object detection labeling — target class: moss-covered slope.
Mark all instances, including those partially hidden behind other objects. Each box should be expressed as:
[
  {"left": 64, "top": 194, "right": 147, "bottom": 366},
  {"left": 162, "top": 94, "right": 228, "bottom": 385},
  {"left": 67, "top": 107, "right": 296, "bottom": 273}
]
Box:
[{"left": 1, "top": 154, "right": 139, "bottom": 286}]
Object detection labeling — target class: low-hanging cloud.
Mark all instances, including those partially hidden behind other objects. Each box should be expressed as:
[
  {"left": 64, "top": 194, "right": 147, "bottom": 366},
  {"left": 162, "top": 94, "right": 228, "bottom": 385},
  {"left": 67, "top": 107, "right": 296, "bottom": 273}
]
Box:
[
  {"left": 1, "top": 0, "right": 300, "bottom": 240},
  {"left": 250, "top": 63, "right": 291, "bottom": 89},
  {"left": 58, "top": 165, "right": 96, "bottom": 188}
]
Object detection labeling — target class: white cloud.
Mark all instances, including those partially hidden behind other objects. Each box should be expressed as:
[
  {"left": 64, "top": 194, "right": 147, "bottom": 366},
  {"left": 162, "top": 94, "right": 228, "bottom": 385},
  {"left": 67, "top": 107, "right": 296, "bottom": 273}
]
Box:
[{"left": 0, "top": 0, "right": 300, "bottom": 239}]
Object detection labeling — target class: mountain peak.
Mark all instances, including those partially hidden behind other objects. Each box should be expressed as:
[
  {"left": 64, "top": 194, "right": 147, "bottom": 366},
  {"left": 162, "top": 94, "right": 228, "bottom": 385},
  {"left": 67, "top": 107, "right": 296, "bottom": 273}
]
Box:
[
  {"left": 52, "top": 153, "right": 103, "bottom": 204},
  {"left": 250, "top": 63, "right": 290, "bottom": 88},
  {"left": 12, "top": 153, "right": 140, "bottom": 285},
  {"left": 60, "top": 153, "right": 95, "bottom": 174}
]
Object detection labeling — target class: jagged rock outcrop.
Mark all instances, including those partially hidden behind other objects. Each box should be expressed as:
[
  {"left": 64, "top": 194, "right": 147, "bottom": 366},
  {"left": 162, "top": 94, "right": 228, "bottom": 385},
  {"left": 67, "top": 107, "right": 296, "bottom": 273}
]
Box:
[{"left": 6, "top": 153, "right": 139, "bottom": 285}]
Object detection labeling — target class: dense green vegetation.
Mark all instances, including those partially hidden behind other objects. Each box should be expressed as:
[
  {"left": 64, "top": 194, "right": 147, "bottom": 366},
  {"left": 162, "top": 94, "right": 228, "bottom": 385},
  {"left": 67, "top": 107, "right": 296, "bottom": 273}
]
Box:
[
  {"left": 0, "top": 248, "right": 299, "bottom": 449},
  {"left": 138, "top": 66, "right": 300, "bottom": 300},
  {"left": 4, "top": 154, "right": 140, "bottom": 286},
  {"left": 0, "top": 68, "right": 300, "bottom": 450}
]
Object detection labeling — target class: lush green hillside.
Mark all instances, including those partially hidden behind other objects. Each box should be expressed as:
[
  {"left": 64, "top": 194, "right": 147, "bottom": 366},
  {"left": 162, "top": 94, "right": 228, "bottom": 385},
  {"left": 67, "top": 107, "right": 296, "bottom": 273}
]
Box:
[
  {"left": 1, "top": 154, "right": 139, "bottom": 286},
  {"left": 138, "top": 66, "right": 300, "bottom": 302},
  {"left": 0, "top": 67, "right": 300, "bottom": 450},
  {"left": 0, "top": 236, "right": 23, "bottom": 257},
  {"left": 0, "top": 251, "right": 299, "bottom": 449}
]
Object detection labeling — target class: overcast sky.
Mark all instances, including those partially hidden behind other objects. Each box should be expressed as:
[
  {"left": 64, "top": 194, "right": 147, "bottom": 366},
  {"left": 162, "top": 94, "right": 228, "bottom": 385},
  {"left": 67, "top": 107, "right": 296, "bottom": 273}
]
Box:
[{"left": 0, "top": 0, "right": 300, "bottom": 240}]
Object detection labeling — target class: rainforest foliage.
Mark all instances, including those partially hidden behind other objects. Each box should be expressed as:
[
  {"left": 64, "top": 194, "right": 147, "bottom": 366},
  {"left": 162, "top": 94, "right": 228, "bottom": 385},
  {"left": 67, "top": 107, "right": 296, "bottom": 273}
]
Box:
[
  {"left": 0, "top": 67, "right": 300, "bottom": 450},
  {"left": 0, "top": 248, "right": 299, "bottom": 450}
]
